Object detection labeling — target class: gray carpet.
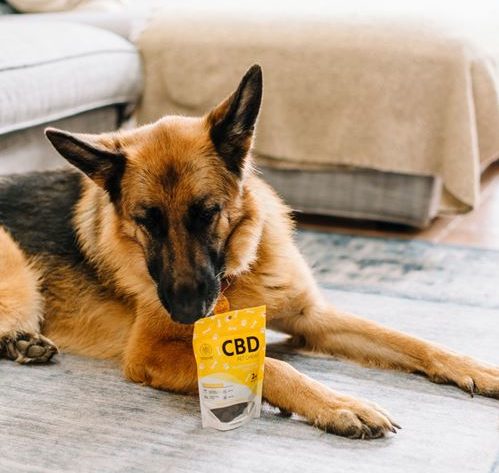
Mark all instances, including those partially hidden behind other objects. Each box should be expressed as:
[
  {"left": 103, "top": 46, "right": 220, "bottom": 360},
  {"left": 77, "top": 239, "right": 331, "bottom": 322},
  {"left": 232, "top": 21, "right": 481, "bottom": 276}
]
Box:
[
  {"left": 296, "top": 230, "right": 499, "bottom": 308},
  {"left": 1, "top": 232, "right": 499, "bottom": 473}
]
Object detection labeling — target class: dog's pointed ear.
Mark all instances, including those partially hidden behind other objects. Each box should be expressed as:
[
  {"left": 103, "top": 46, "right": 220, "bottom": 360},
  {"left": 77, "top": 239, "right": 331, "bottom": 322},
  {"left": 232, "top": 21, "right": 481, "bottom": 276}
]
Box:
[
  {"left": 45, "top": 127, "right": 125, "bottom": 201},
  {"left": 207, "top": 64, "right": 263, "bottom": 177}
]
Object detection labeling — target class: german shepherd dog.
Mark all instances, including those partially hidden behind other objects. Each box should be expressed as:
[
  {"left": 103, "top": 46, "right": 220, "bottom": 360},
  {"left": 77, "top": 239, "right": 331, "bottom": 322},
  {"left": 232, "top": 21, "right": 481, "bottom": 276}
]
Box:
[{"left": 1, "top": 65, "right": 498, "bottom": 439}]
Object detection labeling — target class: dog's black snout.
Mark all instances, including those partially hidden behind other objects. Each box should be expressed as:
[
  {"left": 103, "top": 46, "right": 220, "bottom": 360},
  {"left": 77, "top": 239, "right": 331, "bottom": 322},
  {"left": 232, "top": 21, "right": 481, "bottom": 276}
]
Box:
[
  {"left": 162, "top": 275, "right": 217, "bottom": 325},
  {"left": 171, "top": 283, "right": 206, "bottom": 323}
]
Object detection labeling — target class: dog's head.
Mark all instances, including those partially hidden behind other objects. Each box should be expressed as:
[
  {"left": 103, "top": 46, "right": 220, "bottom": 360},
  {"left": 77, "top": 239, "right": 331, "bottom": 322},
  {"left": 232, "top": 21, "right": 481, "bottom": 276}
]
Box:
[{"left": 45, "top": 65, "right": 263, "bottom": 324}]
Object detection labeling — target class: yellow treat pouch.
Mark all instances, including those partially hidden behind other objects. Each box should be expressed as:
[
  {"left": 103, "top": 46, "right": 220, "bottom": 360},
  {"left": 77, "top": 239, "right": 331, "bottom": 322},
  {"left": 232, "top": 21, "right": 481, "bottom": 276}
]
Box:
[{"left": 193, "top": 305, "right": 266, "bottom": 430}]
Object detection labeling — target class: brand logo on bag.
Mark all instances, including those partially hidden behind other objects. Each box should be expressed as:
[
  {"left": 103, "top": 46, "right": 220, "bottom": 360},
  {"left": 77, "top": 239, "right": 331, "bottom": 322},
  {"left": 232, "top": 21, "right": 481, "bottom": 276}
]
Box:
[
  {"left": 200, "top": 343, "right": 213, "bottom": 357},
  {"left": 222, "top": 336, "right": 260, "bottom": 356}
]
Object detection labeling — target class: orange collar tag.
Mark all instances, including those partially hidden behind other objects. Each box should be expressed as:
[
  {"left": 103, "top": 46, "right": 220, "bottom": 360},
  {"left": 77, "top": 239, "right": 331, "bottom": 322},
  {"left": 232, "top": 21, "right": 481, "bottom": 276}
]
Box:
[{"left": 213, "top": 294, "right": 230, "bottom": 314}]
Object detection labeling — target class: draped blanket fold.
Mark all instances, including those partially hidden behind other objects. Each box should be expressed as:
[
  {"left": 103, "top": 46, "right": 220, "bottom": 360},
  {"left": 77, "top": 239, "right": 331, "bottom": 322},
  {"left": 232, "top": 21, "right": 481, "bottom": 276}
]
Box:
[{"left": 137, "top": 3, "right": 499, "bottom": 213}]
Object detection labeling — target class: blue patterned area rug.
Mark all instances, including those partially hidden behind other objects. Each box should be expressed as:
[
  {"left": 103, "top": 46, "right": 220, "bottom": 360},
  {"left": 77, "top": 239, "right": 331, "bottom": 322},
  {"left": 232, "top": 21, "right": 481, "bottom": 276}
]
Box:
[
  {"left": 296, "top": 230, "right": 499, "bottom": 309},
  {"left": 1, "top": 230, "right": 498, "bottom": 473}
]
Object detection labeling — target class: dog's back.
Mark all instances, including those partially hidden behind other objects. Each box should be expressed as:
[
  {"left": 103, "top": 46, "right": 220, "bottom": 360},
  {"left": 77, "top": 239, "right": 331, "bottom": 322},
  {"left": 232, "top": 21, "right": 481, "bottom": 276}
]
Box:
[{"left": 0, "top": 170, "right": 82, "bottom": 259}]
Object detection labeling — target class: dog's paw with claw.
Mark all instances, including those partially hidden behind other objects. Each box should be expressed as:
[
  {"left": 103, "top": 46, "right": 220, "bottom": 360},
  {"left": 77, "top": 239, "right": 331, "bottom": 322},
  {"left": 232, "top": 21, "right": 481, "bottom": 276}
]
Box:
[
  {"left": 0, "top": 332, "right": 58, "bottom": 364},
  {"left": 314, "top": 399, "right": 400, "bottom": 439},
  {"left": 429, "top": 354, "right": 499, "bottom": 399}
]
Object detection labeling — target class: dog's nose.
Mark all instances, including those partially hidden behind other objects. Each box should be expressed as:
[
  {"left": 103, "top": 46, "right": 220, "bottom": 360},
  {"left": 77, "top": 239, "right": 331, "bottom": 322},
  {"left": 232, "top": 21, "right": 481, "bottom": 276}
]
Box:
[{"left": 167, "top": 281, "right": 210, "bottom": 325}]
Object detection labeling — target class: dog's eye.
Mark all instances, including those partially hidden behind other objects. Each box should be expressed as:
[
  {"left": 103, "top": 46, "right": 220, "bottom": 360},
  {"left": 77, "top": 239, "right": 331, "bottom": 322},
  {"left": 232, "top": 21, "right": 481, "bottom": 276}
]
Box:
[
  {"left": 133, "top": 207, "right": 167, "bottom": 237},
  {"left": 186, "top": 203, "right": 221, "bottom": 233},
  {"left": 198, "top": 204, "right": 221, "bottom": 225}
]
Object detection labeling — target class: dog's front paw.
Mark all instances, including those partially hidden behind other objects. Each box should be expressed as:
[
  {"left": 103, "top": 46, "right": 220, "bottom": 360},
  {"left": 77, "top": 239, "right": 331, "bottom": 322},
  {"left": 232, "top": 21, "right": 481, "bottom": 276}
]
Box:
[
  {"left": 314, "top": 399, "right": 400, "bottom": 439},
  {"left": 429, "top": 354, "right": 499, "bottom": 399},
  {"left": 1, "top": 332, "right": 58, "bottom": 364}
]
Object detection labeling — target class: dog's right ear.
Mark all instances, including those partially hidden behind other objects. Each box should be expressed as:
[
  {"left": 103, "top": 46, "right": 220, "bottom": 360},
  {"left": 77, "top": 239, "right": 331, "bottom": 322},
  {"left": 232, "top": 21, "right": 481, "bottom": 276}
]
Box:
[{"left": 45, "top": 128, "right": 125, "bottom": 202}]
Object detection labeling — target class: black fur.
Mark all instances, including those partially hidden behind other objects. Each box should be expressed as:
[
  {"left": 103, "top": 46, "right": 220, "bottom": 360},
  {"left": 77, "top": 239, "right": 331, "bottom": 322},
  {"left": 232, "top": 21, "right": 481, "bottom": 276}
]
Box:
[
  {"left": 185, "top": 199, "right": 221, "bottom": 236},
  {"left": 0, "top": 171, "right": 83, "bottom": 261},
  {"left": 145, "top": 239, "right": 163, "bottom": 276},
  {"left": 161, "top": 164, "right": 179, "bottom": 190},
  {"left": 104, "top": 153, "right": 126, "bottom": 204},
  {"left": 135, "top": 206, "right": 168, "bottom": 241}
]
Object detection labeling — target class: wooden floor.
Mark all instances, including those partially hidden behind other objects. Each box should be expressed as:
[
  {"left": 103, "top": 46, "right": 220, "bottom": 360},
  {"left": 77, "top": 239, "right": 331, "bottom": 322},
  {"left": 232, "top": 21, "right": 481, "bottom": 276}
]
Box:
[{"left": 296, "top": 161, "right": 499, "bottom": 250}]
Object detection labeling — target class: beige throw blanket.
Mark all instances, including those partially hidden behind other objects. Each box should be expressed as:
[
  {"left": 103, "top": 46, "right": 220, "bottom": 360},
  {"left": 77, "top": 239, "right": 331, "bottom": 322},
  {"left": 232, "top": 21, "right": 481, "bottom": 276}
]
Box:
[{"left": 137, "top": 2, "right": 499, "bottom": 213}]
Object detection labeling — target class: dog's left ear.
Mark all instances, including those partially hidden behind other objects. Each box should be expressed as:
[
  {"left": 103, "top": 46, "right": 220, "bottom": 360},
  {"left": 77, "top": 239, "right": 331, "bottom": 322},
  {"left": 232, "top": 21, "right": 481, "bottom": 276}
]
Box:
[
  {"left": 207, "top": 64, "right": 263, "bottom": 177},
  {"left": 45, "top": 128, "right": 125, "bottom": 202}
]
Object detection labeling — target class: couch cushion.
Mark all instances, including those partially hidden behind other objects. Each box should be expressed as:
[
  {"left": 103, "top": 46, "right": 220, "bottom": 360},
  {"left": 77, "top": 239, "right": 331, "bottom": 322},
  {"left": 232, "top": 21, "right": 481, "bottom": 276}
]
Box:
[
  {"left": 3, "top": 11, "right": 143, "bottom": 39},
  {"left": 0, "top": 20, "right": 141, "bottom": 134}
]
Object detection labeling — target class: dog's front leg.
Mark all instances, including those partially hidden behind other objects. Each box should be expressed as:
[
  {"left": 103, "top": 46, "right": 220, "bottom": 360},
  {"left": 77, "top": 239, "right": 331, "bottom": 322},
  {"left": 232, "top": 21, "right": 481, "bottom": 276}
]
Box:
[
  {"left": 124, "top": 304, "right": 397, "bottom": 437},
  {"left": 123, "top": 306, "right": 198, "bottom": 393},
  {"left": 273, "top": 302, "right": 499, "bottom": 399},
  {"left": 264, "top": 357, "right": 398, "bottom": 438}
]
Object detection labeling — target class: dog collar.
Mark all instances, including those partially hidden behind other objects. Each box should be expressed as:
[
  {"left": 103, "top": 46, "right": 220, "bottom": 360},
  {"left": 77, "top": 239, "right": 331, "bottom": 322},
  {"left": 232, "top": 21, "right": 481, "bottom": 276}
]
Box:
[{"left": 220, "top": 277, "right": 232, "bottom": 293}]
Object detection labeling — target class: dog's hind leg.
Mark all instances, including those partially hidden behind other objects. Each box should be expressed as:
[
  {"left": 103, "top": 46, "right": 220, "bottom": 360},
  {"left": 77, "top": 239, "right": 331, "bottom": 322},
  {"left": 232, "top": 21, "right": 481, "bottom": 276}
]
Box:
[{"left": 0, "top": 227, "right": 58, "bottom": 364}]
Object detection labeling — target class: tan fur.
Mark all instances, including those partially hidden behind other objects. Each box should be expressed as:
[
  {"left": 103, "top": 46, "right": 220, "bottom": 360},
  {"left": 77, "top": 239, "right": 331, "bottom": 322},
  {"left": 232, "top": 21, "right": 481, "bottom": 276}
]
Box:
[
  {"left": 1, "top": 68, "right": 498, "bottom": 439},
  {"left": 0, "top": 228, "right": 43, "bottom": 337}
]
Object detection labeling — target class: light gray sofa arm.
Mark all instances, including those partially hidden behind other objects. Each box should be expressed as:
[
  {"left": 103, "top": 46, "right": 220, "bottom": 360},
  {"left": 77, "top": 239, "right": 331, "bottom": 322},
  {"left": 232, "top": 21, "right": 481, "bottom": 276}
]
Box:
[{"left": 0, "top": 10, "right": 149, "bottom": 40}]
